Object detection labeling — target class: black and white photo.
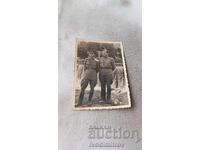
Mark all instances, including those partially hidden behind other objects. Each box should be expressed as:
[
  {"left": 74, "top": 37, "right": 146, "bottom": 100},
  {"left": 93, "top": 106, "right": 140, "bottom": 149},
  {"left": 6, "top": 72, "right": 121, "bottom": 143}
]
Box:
[{"left": 73, "top": 39, "right": 131, "bottom": 110}]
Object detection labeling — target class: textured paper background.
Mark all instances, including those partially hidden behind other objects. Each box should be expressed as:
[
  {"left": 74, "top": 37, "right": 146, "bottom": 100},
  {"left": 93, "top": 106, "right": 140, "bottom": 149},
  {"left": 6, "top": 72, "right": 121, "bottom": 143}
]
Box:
[{"left": 58, "top": 0, "right": 141, "bottom": 149}]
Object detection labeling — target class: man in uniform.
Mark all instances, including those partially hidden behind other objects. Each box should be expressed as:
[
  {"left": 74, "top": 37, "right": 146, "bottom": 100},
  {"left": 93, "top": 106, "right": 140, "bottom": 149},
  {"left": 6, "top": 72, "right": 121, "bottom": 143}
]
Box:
[
  {"left": 99, "top": 49, "right": 116, "bottom": 103},
  {"left": 77, "top": 50, "right": 99, "bottom": 106}
]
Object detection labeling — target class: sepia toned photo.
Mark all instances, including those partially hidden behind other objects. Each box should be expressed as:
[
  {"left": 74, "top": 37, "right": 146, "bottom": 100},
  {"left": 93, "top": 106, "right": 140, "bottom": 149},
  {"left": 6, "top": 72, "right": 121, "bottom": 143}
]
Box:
[{"left": 73, "top": 39, "right": 131, "bottom": 110}]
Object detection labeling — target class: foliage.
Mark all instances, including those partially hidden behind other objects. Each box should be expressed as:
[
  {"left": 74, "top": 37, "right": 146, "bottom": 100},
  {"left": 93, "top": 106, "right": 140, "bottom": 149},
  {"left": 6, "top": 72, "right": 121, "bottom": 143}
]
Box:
[{"left": 77, "top": 41, "right": 122, "bottom": 63}]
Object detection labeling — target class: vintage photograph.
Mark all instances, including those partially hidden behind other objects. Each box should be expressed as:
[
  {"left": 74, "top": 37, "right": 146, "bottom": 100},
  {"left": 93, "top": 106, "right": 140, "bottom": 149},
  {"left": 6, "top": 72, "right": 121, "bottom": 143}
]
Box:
[{"left": 73, "top": 39, "right": 131, "bottom": 110}]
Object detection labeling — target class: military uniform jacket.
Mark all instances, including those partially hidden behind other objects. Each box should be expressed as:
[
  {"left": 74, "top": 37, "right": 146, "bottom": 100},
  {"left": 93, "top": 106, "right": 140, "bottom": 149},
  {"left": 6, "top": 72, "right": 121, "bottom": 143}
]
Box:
[
  {"left": 83, "top": 57, "right": 99, "bottom": 80},
  {"left": 99, "top": 57, "right": 116, "bottom": 75}
]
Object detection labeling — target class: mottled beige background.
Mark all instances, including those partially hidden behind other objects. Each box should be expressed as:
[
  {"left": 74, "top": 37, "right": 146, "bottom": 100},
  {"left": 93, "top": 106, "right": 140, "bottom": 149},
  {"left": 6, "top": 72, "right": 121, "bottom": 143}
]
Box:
[{"left": 58, "top": 0, "right": 141, "bottom": 149}]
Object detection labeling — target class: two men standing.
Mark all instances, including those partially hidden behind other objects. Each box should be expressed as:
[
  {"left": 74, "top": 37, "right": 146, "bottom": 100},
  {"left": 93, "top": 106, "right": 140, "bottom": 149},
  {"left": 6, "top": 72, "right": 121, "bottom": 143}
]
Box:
[{"left": 77, "top": 48, "right": 116, "bottom": 106}]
